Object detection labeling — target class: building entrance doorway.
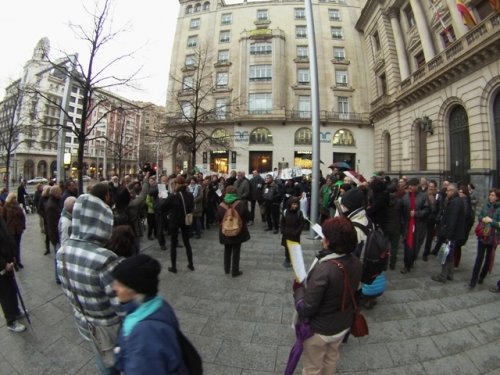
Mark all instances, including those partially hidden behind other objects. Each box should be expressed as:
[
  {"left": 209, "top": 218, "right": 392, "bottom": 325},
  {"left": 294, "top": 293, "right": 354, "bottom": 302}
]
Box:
[{"left": 249, "top": 151, "right": 272, "bottom": 173}]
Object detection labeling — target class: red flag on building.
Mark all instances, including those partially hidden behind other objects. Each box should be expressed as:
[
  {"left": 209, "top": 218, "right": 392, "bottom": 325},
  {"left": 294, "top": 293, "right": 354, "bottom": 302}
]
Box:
[
  {"left": 456, "top": 0, "right": 477, "bottom": 28},
  {"left": 490, "top": 0, "right": 500, "bottom": 12}
]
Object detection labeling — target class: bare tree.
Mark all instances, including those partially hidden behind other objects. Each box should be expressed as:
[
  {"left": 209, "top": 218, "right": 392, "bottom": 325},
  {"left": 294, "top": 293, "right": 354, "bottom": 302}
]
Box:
[
  {"left": 0, "top": 81, "right": 36, "bottom": 190},
  {"left": 26, "top": 0, "right": 141, "bottom": 193},
  {"left": 165, "top": 44, "right": 237, "bottom": 174}
]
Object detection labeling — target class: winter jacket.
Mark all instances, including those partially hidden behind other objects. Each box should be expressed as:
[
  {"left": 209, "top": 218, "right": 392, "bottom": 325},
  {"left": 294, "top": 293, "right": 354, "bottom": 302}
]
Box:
[
  {"left": 188, "top": 183, "right": 203, "bottom": 217},
  {"left": 437, "top": 194, "right": 465, "bottom": 242},
  {"left": 58, "top": 208, "right": 72, "bottom": 246},
  {"left": 114, "top": 297, "right": 187, "bottom": 375},
  {"left": 347, "top": 207, "right": 369, "bottom": 260},
  {"left": 384, "top": 193, "right": 402, "bottom": 237},
  {"left": 366, "top": 190, "right": 389, "bottom": 232},
  {"left": 56, "top": 194, "right": 121, "bottom": 339},
  {"left": 294, "top": 252, "right": 362, "bottom": 336},
  {"left": 216, "top": 199, "right": 251, "bottom": 245},
  {"left": 0, "top": 217, "right": 16, "bottom": 270},
  {"left": 280, "top": 207, "right": 305, "bottom": 247},
  {"left": 249, "top": 174, "right": 264, "bottom": 201},
  {"left": 3, "top": 201, "right": 26, "bottom": 236},
  {"left": 158, "top": 189, "right": 194, "bottom": 228},
  {"left": 401, "top": 190, "right": 430, "bottom": 238},
  {"left": 234, "top": 178, "right": 251, "bottom": 202},
  {"left": 45, "top": 195, "right": 62, "bottom": 246}
]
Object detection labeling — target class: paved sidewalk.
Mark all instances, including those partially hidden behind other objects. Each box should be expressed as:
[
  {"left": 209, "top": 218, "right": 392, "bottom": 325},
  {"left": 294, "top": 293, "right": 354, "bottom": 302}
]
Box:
[{"left": 1, "top": 213, "right": 499, "bottom": 374}]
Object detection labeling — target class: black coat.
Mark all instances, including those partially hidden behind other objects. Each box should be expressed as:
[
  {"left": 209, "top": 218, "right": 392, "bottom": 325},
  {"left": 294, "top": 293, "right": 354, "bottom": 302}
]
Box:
[
  {"left": 0, "top": 217, "right": 16, "bottom": 270},
  {"left": 280, "top": 209, "right": 305, "bottom": 247},
  {"left": 216, "top": 200, "right": 250, "bottom": 245},
  {"left": 438, "top": 194, "right": 466, "bottom": 242},
  {"left": 159, "top": 189, "right": 194, "bottom": 228}
]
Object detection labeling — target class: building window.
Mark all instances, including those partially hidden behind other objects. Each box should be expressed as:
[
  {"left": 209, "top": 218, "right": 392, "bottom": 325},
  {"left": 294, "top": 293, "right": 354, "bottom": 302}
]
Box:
[
  {"left": 215, "top": 98, "right": 227, "bottom": 119},
  {"left": 249, "top": 65, "right": 272, "bottom": 81},
  {"left": 187, "top": 36, "right": 198, "bottom": 48},
  {"left": 249, "top": 93, "right": 272, "bottom": 114},
  {"left": 186, "top": 5, "right": 193, "bottom": 14},
  {"left": 338, "top": 96, "right": 349, "bottom": 119},
  {"left": 185, "top": 54, "right": 196, "bottom": 67},
  {"left": 183, "top": 75, "right": 194, "bottom": 91},
  {"left": 329, "top": 9, "right": 341, "bottom": 21},
  {"left": 194, "top": 3, "right": 201, "bottom": 12},
  {"left": 333, "top": 47, "right": 346, "bottom": 60},
  {"left": 250, "top": 42, "right": 272, "bottom": 55},
  {"left": 297, "top": 68, "right": 310, "bottom": 85},
  {"left": 335, "top": 70, "right": 348, "bottom": 87},
  {"left": 440, "top": 26, "right": 456, "bottom": 48},
  {"left": 378, "top": 73, "right": 387, "bottom": 95},
  {"left": 216, "top": 72, "right": 228, "bottom": 88},
  {"left": 203, "top": 1, "right": 210, "bottom": 10},
  {"left": 296, "top": 26, "right": 307, "bottom": 38},
  {"left": 295, "top": 8, "right": 305, "bottom": 19},
  {"left": 219, "top": 31, "right": 230, "bottom": 43},
  {"left": 221, "top": 13, "right": 232, "bottom": 25},
  {"left": 190, "top": 18, "right": 201, "bottom": 29},
  {"left": 181, "top": 102, "right": 192, "bottom": 119},
  {"left": 218, "top": 50, "right": 229, "bottom": 63},
  {"left": 404, "top": 5, "right": 416, "bottom": 28},
  {"left": 332, "top": 129, "right": 355, "bottom": 146},
  {"left": 257, "top": 9, "right": 268, "bottom": 21},
  {"left": 373, "top": 31, "right": 381, "bottom": 51},
  {"left": 297, "top": 45, "right": 309, "bottom": 58},
  {"left": 415, "top": 51, "right": 425, "bottom": 68},
  {"left": 295, "top": 127, "right": 312, "bottom": 145},
  {"left": 298, "top": 96, "right": 311, "bottom": 118},
  {"left": 250, "top": 127, "right": 273, "bottom": 144},
  {"left": 331, "top": 27, "right": 343, "bottom": 39}
]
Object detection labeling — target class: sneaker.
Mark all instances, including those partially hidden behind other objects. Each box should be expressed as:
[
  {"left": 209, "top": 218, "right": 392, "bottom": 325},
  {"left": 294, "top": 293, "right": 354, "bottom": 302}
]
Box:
[
  {"left": 7, "top": 321, "right": 26, "bottom": 333},
  {"left": 489, "top": 286, "right": 500, "bottom": 293}
]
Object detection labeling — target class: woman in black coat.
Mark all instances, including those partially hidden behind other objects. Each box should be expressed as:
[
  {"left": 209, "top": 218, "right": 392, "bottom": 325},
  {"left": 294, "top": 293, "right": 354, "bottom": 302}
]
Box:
[
  {"left": 216, "top": 186, "right": 250, "bottom": 277},
  {"left": 159, "top": 176, "right": 195, "bottom": 273}
]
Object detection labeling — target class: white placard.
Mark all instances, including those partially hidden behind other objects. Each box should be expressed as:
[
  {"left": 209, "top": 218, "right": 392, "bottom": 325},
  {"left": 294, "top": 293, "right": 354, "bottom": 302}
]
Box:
[{"left": 286, "top": 240, "right": 307, "bottom": 283}]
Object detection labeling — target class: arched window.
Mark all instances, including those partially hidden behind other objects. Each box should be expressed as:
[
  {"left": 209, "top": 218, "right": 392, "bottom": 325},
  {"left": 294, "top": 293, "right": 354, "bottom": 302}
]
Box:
[
  {"left": 250, "top": 127, "right": 273, "bottom": 144},
  {"left": 186, "top": 5, "right": 193, "bottom": 14},
  {"left": 203, "top": 1, "right": 210, "bottom": 10},
  {"left": 449, "top": 105, "right": 470, "bottom": 183},
  {"left": 332, "top": 129, "right": 355, "bottom": 146},
  {"left": 295, "top": 127, "right": 312, "bottom": 145},
  {"left": 211, "top": 128, "right": 229, "bottom": 144},
  {"left": 194, "top": 3, "right": 201, "bottom": 12}
]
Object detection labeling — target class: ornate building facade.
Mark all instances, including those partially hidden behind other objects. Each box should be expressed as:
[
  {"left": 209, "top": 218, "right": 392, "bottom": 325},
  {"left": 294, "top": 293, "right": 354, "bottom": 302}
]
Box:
[
  {"left": 356, "top": 0, "right": 500, "bottom": 197},
  {"left": 166, "top": 0, "right": 373, "bottom": 176}
]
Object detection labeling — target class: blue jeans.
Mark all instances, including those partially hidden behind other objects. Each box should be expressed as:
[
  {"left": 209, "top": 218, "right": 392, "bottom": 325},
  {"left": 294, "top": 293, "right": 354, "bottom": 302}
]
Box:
[{"left": 89, "top": 339, "right": 119, "bottom": 375}]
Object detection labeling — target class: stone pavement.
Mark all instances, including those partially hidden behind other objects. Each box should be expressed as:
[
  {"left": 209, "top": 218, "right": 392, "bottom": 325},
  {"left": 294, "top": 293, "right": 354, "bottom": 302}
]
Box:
[{"left": 1, "top": 212, "right": 500, "bottom": 374}]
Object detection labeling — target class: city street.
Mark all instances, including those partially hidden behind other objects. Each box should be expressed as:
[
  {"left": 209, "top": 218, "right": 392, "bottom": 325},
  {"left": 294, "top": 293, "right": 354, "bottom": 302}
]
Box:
[{"left": 0, "top": 212, "right": 499, "bottom": 374}]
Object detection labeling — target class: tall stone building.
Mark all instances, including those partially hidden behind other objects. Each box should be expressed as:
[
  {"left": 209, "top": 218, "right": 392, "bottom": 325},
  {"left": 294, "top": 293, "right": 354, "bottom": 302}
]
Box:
[
  {"left": 356, "top": 0, "right": 500, "bottom": 196},
  {"left": 0, "top": 38, "right": 142, "bottom": 183},
  {"left": 166, "top": 0, "right": 373, "bottom": 176}
]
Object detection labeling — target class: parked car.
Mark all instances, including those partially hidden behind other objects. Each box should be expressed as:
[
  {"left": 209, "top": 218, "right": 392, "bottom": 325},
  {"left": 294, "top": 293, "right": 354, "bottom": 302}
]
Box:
[{"left": 27, "top": 177, "right": 48, "bottom": 185}]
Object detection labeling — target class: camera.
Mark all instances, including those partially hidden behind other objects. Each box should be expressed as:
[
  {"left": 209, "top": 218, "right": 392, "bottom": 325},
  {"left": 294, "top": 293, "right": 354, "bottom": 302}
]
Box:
[{"left": 142, "top": 162, "right": 156, "bottom": 176}]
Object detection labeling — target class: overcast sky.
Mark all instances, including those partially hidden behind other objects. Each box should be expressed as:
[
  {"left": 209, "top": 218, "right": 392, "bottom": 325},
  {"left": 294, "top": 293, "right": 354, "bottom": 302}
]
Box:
[{"left": 0, "top": 0, "right": 180, "bottom": 106}]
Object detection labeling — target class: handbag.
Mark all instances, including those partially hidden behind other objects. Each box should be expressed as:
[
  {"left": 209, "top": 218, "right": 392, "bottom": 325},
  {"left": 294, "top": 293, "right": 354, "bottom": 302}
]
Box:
[
  {"left": 475, "top": 220, "right": 495, "bottom": 245},
  {"left": 60, "top": 251, "right": 119, "bottom": 366},
  {"left": 329, "top": 260, "right": 369, "bottom": 337},
  {"left": 437, "top": 242, "right": 450, "bottom": 265},
  {"left": 179, "top": 192, "right": 193, "bottom": 226}
]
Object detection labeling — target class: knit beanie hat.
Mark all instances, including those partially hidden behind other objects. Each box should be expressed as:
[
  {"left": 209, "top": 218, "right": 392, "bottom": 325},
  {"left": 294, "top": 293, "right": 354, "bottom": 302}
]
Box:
[
  {"left": 341, "top": 188, "right": 364, "bottom": 211},
  {"left": 112, "top": 254, "right": 161, "bottom": 296}
]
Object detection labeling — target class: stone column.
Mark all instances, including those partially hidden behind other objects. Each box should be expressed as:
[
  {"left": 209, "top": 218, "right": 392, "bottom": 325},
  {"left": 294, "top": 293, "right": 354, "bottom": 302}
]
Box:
[
  {"left": 444, "top": 0, "right": 468, "bottom": 38},
  {"left": 389, "top": 9, "right": 410, "bottom": 80},
  {"left": 410, "top": 0, "right": 436, "bottom": 61}
]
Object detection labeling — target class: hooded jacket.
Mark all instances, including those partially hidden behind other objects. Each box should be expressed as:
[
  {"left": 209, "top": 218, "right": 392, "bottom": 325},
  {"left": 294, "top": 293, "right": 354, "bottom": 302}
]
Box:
[
  {"left": 114, "top": 297, "right": 187, "bottom": 375},
  {"left": 56, "top": 194, "right": 121, "bottom": 339}
]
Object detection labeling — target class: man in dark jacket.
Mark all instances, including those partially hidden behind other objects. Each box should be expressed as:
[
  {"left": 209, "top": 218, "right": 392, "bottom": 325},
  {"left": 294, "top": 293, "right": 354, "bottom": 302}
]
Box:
[
  {"left": 401, "top": 178, "right": 430, "bottom": 274},
  {"left": 46, "top": 185, "right": 62, "bottom": 283},
  {"left": 431, "top": 183, "right": 465, "bottom": 283},
  {"left": 0, "top": 217, "right": 25, "bottom": 332},
  {"left": 249, "top": 170, "right": 264, "bottom": 225}
]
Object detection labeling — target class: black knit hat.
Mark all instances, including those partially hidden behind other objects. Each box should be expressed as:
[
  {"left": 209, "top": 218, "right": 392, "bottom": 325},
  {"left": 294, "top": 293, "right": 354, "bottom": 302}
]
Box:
[
  {"left": 341, "top": 188, "right": 364, "bottom": 211},
  {"left": 112, "top": 254, "right": 161, "bottom": 296}
]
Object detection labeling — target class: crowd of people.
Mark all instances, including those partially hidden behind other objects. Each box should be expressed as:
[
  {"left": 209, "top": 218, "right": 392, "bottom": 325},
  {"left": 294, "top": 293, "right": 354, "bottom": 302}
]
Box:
[{"left": 0, "top": 168, "right": 499, "bottom": 374}]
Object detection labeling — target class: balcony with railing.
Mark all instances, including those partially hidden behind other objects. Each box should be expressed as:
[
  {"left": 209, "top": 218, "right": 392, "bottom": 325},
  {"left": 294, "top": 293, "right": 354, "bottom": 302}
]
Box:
[{"left": 397, "top": 12, "right": 499, "bottom": 104}]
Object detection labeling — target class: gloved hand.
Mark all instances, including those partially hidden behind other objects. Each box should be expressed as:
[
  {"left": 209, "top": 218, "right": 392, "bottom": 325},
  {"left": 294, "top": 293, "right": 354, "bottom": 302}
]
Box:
[{"left": 293, "top": 280, "right": 304, "bottom": 292}]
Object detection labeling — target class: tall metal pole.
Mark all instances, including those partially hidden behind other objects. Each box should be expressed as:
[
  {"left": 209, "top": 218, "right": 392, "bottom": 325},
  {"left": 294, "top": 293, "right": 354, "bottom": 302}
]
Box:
[{"left": 305, "top": 0, "right": 321, "bottom": 236}]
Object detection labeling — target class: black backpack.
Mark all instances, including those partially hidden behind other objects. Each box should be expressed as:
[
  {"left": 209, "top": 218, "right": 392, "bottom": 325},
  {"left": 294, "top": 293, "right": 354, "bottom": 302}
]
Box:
[
  {"left": 352, "top": 220, "right": 390, "bottom": 285},
  {"left": 177, "top": 328, "right": 203, "bottom": 374}
]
